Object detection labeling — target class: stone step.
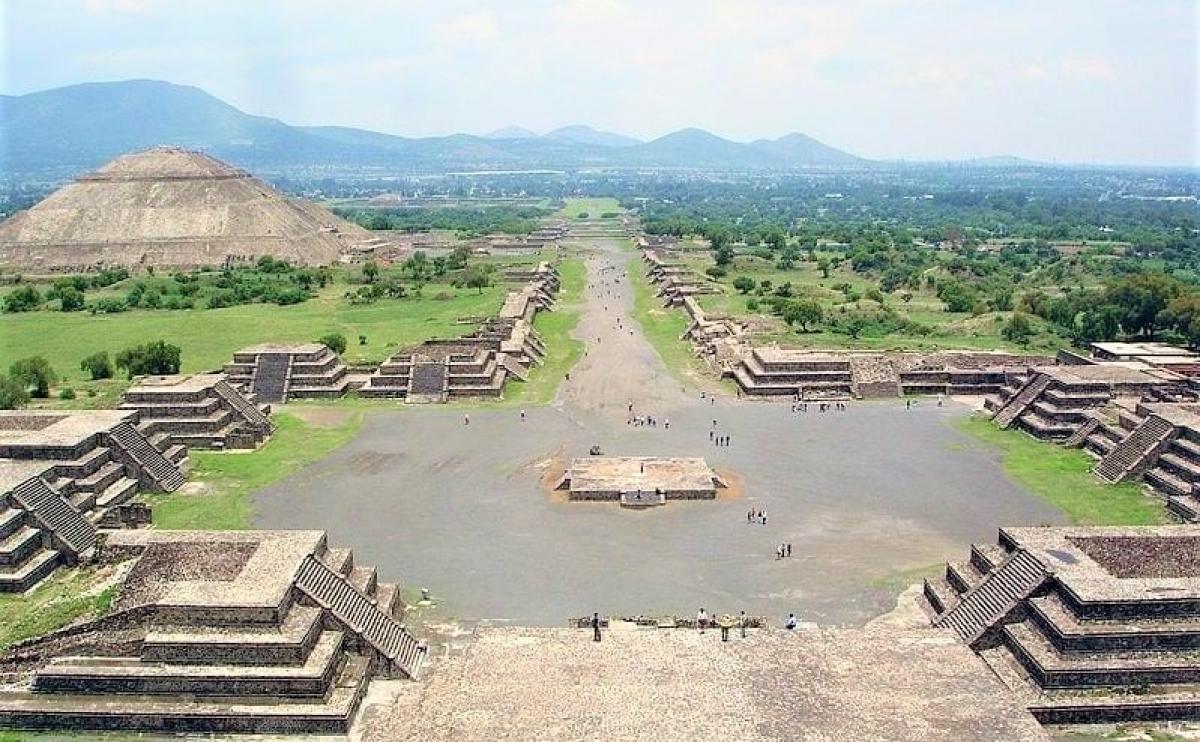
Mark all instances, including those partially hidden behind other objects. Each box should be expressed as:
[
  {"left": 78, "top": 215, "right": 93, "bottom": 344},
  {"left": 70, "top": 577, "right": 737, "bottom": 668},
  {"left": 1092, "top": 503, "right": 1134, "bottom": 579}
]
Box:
[
  {"left": 95, "top": 477, "right": 140, "bottom": 510},
  {"left": 143, "top": 605, "right": 325, "bottom": 665},
  {"left": 0, "top": 549, "right": 61, "bottom": 593},
  {"left": 0, "top": 506, "right": 25, "bottom": 541},
  {"left": 922, "top": 576, "right": 959, "bottom": 615},
  {"left": 1028, "top": 687, "right": 1200, "bottom": 725},
  {"left": 1028, "top": 593, "right": 1200, "bottom": 652},
  {"left": 348, "top": 566, "right": 377, "bottom": 597},
  {"left": 75, "top": 460, "right": 127, "bottom": 494},
  {"left": 36, "top": 631, "right": 346, "bottom": 697},
  {"left": 0, "top": 652, "right": 370, "bottom": 734},
  {"left": 1145, "top": 466, "right": 1191, "bottom": 498},
  {"left": 0, "top": 525, "right": 42, "bottom": 567}
]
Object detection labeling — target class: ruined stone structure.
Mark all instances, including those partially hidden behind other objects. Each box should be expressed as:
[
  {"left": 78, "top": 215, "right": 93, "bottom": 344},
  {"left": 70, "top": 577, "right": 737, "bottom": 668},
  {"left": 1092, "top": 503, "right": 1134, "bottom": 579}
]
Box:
[
  {"left": 359, "top": 264, "right": 559, "bottom": 402},
  {"left": 0, "top": 529, "right": 425, "bottom": 734},
  {"left": 0, "top": 147, "right": 383, "bottom": 272},
  {"left": 224, "top": 344, "right": 351, "bottom": 403},
  {"left": 923, "top": 525, "right": 1200, "bottom": 723},
  {"left": 643, "top": 248, "right": 720, "bottom": 305},
  {"left": 120, "top": 374, "right": 275, "bottom": 450},
  {"left": 0, "top": 411, "right": 187, "bottom": 592},
  {"left": 555, "top": 457, "right": 725, "bottom": 506}
]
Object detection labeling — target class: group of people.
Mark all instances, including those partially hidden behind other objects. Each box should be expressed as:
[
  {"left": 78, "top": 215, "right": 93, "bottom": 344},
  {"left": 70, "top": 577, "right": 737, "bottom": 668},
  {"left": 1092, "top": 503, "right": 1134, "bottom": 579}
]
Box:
[
  {"left": 746, "top": 508, "right": 768, "bottom": 525},
  {"left": 791, "top": 400, "right": 847, "bottom": 413},
  {"left": 628, "top": 415, "right": 667, "bottom": 429},
  {"left": 775, "top": 543, "right": 793, "bottom": 559}
]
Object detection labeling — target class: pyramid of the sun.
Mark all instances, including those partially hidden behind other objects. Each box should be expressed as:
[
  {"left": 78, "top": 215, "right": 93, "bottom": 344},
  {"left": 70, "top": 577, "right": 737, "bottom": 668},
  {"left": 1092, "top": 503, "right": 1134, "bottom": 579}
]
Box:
[{"left": 0, "top": 147, "right": 373, "bottom": 271}]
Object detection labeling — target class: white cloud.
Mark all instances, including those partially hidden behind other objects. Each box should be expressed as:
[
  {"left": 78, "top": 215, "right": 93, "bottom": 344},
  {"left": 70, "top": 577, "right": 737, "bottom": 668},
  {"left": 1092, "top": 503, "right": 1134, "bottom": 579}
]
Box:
[{"left": 432, "top": 11, "right": 500, "bottom": 45}]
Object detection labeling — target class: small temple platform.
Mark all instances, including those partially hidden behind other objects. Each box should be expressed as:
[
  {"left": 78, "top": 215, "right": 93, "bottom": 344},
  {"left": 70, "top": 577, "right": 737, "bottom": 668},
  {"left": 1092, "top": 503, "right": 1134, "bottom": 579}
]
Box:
[{"left": 556, "top": 456, "right": 725, "bottom": 505}]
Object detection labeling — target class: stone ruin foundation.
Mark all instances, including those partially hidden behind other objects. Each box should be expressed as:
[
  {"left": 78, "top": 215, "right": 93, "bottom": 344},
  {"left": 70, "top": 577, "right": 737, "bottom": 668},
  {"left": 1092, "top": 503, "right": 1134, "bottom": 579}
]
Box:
[
  {"left": 224, "top": 343, "right": 351, "bottom": 403},
  {"left": 120, "top": 373, "right": 274, "bottom": 450},
  {"left": 0, "top": 529, "right": 425, "bottom": 734},
  {"left": 555, "top": 456, "right": 726, "bottom": 506}
]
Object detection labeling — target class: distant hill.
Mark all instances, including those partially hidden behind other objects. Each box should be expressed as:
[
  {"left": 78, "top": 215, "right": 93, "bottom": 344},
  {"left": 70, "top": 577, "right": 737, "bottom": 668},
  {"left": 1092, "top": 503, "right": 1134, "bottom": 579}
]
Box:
[
  {"left": 0, "top": 79, "right": 868, "bottom": 177},
  {"left": 545, "top": 125, "right": 641, "bottom": 148}
]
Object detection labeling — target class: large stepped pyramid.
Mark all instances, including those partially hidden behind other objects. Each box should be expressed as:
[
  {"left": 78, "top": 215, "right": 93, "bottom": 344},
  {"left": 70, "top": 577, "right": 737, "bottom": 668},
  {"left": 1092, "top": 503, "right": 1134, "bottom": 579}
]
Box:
[
  {"left": 0, "top": 530, "right": 425, "bottom": 734},
  {"left": 0, "top": 147, "right": 383, "bottom": 271},
  {"left": 923, "top": 525, "right": 1200, "bottom": 724}
]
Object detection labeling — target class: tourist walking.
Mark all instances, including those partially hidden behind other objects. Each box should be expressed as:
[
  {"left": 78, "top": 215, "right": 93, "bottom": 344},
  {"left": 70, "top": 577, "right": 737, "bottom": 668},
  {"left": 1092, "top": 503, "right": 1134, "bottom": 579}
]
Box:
[
  {"left": 520, "top": 409, "right": 526, "bottom": 422},
  {"left": 592, "top": 612, "right": 602, "bottom": 642},
  {"left": 785, "top": 613, "right": 798, "bottom": 630},
  {"left": 697, "top": 607, "right": 708, "bottom": 634},
  {"left": 786, "top": 543, "right": 792, "bottom": 557},
  {"left": 740, "top": 610, "right": 747, "bottom": 638},
  {"left": 463, "top": 413, "right": 470, "bottom": 426}
]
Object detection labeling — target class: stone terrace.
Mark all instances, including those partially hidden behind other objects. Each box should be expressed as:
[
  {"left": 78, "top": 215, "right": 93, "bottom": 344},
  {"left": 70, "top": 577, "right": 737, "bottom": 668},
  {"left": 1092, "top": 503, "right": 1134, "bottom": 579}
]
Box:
[
  {"left": 556, "top": 456, "right": 724, "bottom": 505},
  {"left": 0, "top": 529, "right": 425, "bottom": 735},
  {"left": 370, "top": 626, "right": 1046, "bottom": 741},
  {"left": 0, "top": 411, "right": 187, "bottom": 593},
  {"left": 922, "top": 525, "right": 1200, "bottom": 724},
  {"left": 224, "top": 343, "right": 350, "bottom": 403},
  {"left": 121, "top": 373, "right": 274, "bottom": 450}
]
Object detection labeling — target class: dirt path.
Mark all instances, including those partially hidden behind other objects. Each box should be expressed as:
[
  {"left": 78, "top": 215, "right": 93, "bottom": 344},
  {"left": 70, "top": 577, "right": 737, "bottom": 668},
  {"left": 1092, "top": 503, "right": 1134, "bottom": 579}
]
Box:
[{"left": 554, "top": 238, "right": 693, "bottom": 420}]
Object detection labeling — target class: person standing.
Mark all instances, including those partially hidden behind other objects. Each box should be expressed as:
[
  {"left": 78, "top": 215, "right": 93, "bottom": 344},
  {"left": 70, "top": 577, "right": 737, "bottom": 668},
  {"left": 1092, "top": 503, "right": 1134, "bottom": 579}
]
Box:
[
  {"left": 697, "top": 607, "right": 708, "bottom": 634},
  {"left": 739, "top": 610, "right": 748, "bottom": 638},
  {"left": 592, "top": 612, "right": 602, "bottom": 642},
  {"left": 785, "top": 613, "right": 798, "bottom": 630}
]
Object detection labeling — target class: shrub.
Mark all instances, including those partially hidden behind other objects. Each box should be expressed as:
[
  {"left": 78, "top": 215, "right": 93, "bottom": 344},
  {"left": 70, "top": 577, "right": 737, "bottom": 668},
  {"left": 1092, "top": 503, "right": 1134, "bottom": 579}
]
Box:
[
  {"left": 58, "top": 286, "right": 85, "bottom": 312},
  {"left": 115, "top": 341, "right": 181, "bottom": 379},
  {"left": 90, "top": 298, "right": 127, "bottom": 314},
  {"left": 732, "top": 276, "right": 756, "bottom": 294},
  {"left": 1001, "top": 312, "right": 1035, "bottom": 344},
  {"left": 9, "top": 356, "right": 56, "bottom": 398},
  {"left": 319, "top": 333, "right": 347, "bottom": 354},
  {"left": 705, "top": 266, "right": 727, "bottom": 279},
  {"left": 4, "top": 285, "right": 42, "bottom": 312},
  {"left": 0, "top": 375, "right": 29, "bottom": 409},
  {"left": 58, "top": 387, "right": 76, "bottom": 400},
  {"left": 80, "top": 351, "right": 114, "bottom": 380}
]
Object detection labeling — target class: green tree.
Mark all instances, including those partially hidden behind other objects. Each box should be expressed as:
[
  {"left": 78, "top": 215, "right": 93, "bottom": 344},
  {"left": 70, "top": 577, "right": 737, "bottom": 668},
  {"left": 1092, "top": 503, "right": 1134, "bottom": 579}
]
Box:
[
  {"left": 115, "top": 341, "right": 181, "bottom": 379},
  {"left": 783, "top": 299, "right": 824, "bottom": 332},
  {"left": 362, "top": 261, "right": 380, "bottom": 284},
  {"left": 4, "top": 285, "right": 42, "bottom": 312},
  {"left": 732, "top": 276, "right": 756, "bottom": 294},
  {"left": 9, "top": 356, "right": 56, "bottom": 398},
  {"left": 319, "top": 332, "right": 348, "bottom": 354},
  {"left": 80, "top": 352, "right": 114, "bottom": 380},
  {"left": 816, "top": 256, "right": 831, "bottom": 279},
  {"left": 0, "top": 375, "right": 29, "bottom": 409},
  {"left": 58, "top": 286, "right": 85, "bottom": 312},
  {"left": 464, "top": 269, "right": 490, "bottom": 294},
  {"left": 1001, "top": 312, "right": 1035, "bottom": 344}
]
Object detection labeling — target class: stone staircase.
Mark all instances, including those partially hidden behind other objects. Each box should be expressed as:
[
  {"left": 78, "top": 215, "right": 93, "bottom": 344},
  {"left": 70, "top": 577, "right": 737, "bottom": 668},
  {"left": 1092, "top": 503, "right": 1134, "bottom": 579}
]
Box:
[
  {"left": 1094, "top": 415, "right": 1175, "bottom": 483},
  {"left": 294, "top": 554, "right": 426, "bottom": 678},
  {"left": 106, "top": 423, "right": 186, "bottom": 492},
  {"left": 991, "top": 375, "right": 1051, "bottom": 429},
  {"left": 406, "top": 360, "right": 447, "bottom": 404},
  {"left": 933, "top": 548, "right": 1049, "bottom": 645},
  {"left": 213, "top": 379, "right": 274, "bottom": 432},
  {"left": 251, "top": 352, "right": 292, "bottom": 403},
  {"left": 9, "top": 477, "right": 96, "bottom": 558}
]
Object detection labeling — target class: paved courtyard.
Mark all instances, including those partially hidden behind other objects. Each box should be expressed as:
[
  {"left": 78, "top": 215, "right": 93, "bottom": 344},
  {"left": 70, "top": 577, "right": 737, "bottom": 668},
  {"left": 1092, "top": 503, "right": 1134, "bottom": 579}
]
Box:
[{"left": 254, "top": 240, "right": 1064, "bottom": 627}]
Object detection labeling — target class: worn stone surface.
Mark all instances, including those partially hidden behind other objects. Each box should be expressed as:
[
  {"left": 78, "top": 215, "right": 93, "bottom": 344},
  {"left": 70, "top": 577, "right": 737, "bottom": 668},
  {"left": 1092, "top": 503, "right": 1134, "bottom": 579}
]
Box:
[{"left": 368, "top": 626, "right": 1047, "bottom": 742}]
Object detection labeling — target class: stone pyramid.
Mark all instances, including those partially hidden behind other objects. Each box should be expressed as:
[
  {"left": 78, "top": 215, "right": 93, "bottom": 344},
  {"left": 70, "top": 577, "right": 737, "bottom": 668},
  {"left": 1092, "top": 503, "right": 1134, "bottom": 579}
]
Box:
[{"left": 0, "top": 147, "right": 374, "bottom": 271}]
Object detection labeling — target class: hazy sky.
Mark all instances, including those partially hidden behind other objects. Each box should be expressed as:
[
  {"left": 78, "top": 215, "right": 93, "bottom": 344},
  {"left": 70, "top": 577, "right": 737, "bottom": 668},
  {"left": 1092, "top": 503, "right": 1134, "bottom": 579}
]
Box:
[{"left": 2, "top": 0, "right": 1197, "bottom": 165}]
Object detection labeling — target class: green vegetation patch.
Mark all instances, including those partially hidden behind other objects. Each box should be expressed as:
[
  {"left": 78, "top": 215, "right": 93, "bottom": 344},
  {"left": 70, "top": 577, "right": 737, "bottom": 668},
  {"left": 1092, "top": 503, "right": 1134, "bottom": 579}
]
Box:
[
  {"left": 0, "top": 568, "right": 118, "bottom": 652},
  {"left": 954, "top": 415, "right": 1169, "bottom": 526},
  {"left": 148, "top": 410, "right": 365, "bottom": 530},
  {"left": 556, "top": 197, "right": 620, "bottom": 219}
]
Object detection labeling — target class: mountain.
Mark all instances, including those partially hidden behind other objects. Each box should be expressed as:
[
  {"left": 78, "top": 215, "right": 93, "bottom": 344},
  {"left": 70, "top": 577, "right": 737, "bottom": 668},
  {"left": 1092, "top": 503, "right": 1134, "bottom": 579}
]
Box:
[
  {"left": 484, "top": 126, "right": 538, "bottom": 139},
  {"left": 750, "top": 132, "right": 863, "bottom": 167},
  {"left": 544, "top": 125, "right": 640, "bottom": 148},
  {"left": 0, "top": 79, "right": 867, "bottom": 177}
]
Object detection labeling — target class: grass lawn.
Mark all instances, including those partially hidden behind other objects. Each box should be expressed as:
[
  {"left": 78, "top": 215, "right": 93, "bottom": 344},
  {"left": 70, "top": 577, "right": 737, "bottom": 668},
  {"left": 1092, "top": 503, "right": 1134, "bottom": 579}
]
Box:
[
  {"left": 0, "top": 568, "right": 117, "bottom": 652},
  {"left": 627, "top": 256, "right": 728, "bottom": 392},
  {"left": 502, "top": 259, "right": 586, "bottom": 406},
  {"left": 1, "top": 281, "right": 509, "bottom": 388},
  {"left": 954, "top": 415, "right": 1170, "bottom": 526},
  {"left": 556, "top": 197, "right": 621, "bottom": 218},
  {"left": 147, "top": 409, "right": 365, "bottom": 530}
]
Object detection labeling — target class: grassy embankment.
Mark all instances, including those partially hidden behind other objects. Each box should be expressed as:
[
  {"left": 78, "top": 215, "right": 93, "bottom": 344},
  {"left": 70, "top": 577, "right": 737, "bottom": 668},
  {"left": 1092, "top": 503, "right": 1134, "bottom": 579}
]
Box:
[
  {"left": 500, "top": 258, "right": 586, "bottom": 406},
  {"left": 147, "top": 410, "right": 365, "bottom": 530},
  {"left": 0, "top": 568, "right": 118, "bottom": 653},
  {"left": 627, "top": 255, "right": 728, "bottom": 392},
  {"left": 680, "top": 247, "right": 1069, "bottom": 354},
  {"left": 955, "top": 415, "right": 1170, "bottom": 526}
]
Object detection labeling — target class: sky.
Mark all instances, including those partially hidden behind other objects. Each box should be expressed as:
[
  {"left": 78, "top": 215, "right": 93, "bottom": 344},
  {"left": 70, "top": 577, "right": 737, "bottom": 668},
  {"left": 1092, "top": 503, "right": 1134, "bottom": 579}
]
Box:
[{"left": 1, "top": 0, "right": 1197, "bottom": 166}]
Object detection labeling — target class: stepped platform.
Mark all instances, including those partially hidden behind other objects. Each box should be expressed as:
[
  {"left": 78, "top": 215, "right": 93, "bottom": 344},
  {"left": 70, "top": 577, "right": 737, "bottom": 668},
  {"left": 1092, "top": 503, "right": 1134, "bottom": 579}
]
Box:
[
  {"left": 122, "top": 374, "right": 273, "bottom": 450},
  {"left": 556, "top": 456, "right": 726, "bottom": 504},
  {"left": 0, "top": 411, "right": 187, "bottom": 593},
  {"left": 225, "top": 344, "right": 350, "bottom": 403},
  {"left": 923, "top": 525, "right": 1200, "bottom": 724},
  {"left": 0, "top": 529, "right": 425, "bottom": 735}
]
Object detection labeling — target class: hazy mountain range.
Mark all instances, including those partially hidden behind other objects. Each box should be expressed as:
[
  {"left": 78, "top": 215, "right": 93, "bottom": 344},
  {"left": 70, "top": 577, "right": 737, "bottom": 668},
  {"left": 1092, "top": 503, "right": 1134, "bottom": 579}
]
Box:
[{"left": 0, "top": 80, "right": 872, "bottom": 179}]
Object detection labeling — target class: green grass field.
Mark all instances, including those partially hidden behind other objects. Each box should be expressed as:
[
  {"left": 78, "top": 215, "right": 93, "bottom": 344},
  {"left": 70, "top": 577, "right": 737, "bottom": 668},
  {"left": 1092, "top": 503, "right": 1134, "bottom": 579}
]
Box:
[
  {"left": 556, "top": 197, "right": 621, "bottom": 218},
  {"left": 954, "top": 415, "right": 1170, "bottom": 526},
  {"left": 147, "top": 410, "right": 365, "bottom": 530}
]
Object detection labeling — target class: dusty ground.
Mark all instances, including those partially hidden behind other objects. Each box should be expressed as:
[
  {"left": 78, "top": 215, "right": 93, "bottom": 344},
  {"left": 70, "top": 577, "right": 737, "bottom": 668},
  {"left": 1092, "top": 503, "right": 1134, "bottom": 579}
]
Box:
[
  {"left": 254, "top": 237, "right": 1064, "bottom": 626},
  {"left": 363, "top": 625, "right": 1047, "bottom": 742}
]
